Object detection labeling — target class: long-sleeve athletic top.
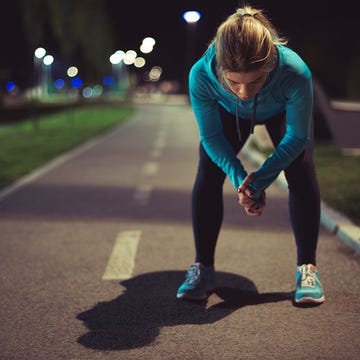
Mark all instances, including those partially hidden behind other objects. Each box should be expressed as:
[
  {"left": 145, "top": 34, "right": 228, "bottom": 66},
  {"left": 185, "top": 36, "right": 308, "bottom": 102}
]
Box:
[{"left": 188, "top": 43, "right": 314, "bottom": 199}]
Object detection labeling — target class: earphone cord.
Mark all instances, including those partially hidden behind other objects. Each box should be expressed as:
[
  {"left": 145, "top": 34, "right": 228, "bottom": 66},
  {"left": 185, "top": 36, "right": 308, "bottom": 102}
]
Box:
[{"left": 236, "top": 93, "right": 258, "bottom": 142}]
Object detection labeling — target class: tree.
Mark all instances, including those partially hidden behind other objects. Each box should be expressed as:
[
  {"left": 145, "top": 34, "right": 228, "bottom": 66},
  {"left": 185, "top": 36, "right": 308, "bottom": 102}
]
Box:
[{"left": 17, "top": 0, "right": 115, "bottom": 83}]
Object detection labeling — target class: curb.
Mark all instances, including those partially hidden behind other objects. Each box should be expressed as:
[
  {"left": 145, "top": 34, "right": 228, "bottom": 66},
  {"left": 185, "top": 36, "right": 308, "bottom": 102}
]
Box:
[{"left": 242, "top": 140, "right": 360, "bottom": 255}]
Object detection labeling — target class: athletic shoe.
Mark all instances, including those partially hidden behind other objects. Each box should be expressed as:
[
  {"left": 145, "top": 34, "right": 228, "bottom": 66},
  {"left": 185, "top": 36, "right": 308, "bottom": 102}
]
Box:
[
  {"left": 294, "top": 264, "right": 325, "bottom": 304},
  {"left": 176, "top": 263, "right": 215, "bottom": 300}
]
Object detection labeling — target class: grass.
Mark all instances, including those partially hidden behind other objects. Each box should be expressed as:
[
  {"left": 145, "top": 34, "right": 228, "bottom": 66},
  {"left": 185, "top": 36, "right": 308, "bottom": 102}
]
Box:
[
  {"left": 0, "top": 103, "right": 134, "bottom": 189},
  {"left": 250, "top": 140, "right": 360, "bottom": 226},
  {"left": 314, "top": 142, "right": 360, "bottom": 226}
]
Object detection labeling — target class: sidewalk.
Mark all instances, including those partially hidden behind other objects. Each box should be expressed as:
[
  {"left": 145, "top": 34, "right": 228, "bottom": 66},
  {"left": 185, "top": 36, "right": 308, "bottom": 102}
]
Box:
[{"left": 242, "top": 128, "right": 360, "bottom": 254}]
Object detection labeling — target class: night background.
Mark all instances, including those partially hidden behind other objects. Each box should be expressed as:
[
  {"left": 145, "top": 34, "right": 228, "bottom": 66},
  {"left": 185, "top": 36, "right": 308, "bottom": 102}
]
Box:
[{"left": 1, "top": 0, "right": 359, "bottom": 100}]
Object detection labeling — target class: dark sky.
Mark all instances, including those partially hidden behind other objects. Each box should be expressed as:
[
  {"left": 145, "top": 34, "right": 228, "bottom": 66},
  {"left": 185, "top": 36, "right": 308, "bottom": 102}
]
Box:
[
  {"left": 105, "top": 0, "right": 305, "bottom": 80},
  {"left": 1, "top": 0, "right": 358, "bottom": 97}
]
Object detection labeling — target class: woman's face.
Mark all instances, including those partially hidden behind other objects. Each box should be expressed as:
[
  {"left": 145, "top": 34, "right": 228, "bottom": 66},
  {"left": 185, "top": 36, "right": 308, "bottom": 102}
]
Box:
[{"left": 223, "top": 70, "right": 267, "bottom": 101}]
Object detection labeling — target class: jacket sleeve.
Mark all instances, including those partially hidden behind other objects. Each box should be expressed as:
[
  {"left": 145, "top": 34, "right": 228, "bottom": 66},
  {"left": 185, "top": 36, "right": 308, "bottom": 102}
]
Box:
[
  {"left": 189, "top": 63, "right": 248, "bottom": 188},
  {"left": 249, "top": 75, "right": 313, "bottom": 199}
]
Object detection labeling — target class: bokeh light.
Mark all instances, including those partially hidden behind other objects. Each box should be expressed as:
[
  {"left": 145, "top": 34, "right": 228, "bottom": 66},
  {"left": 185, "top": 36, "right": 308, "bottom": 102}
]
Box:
[
  {"left": 71, "top": 77, "right": 82, "bottom": 89},
  {"left": 43, "top": 55, "right": 54, "bottom": 65},
  {"left": 5, "top": 81, "right": 16, "bottom": 92},
  {"left": 134, "top": 57, "right": 146, "bottom": 68},
  {"left": 93, "top": 85, "right": 103, "bottom": 96},
  {"left": 82, "top": 87, "right": 93, "bottom": 98},
  {"left": 124, "top": 50, "right": 137, "bottom": 65},
  {"left": 54, "top": 78, "right": 65, "bottom": 89},
  {"left": 103, "top": 75, "right": 115, "bottom": 86},
  {"left": 182, "top": 11, "right": 201, "bottom": 23},
  {"left": 109, "top": 50, "right": 125, "bottom": 64},
  {"left": 67, "top": 66, "right": 78, "bottom": 77},
  {"left": 34, "top": 47, "right": 46, "bottom": 59},
  {"left": 140, "top": 37, "right": 156, "bottom": 54},
  {"left": 149, "top": 66, "right": 162, "bottom": 81}
]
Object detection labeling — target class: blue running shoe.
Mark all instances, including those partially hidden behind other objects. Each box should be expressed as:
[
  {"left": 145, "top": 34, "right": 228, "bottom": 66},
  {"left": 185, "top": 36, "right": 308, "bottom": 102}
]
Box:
[
  {"left": 295, "top": 264, "right": 325, "bottom": 304},
  {"left": 177, "top": 263, "right": 216, "bottom": 300}
]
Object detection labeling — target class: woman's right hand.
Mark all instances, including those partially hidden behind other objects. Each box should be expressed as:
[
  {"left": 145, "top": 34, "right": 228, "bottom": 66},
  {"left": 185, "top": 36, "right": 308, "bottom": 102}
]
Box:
[{"left": 238, "top": 187, "right": 266, "bottom": 216}]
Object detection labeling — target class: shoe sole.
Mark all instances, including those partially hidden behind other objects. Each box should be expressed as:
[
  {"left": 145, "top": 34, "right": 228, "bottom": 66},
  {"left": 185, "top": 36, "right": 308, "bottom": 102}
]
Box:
[
  {"left": 176, "top": 293, "right": 208, "bottom": 301},
  {"left": 294, "top": 295, "right": 325, "bottom": 304},
  {"left": 176, "top": 284, "right": 216, "bottom": 301}
]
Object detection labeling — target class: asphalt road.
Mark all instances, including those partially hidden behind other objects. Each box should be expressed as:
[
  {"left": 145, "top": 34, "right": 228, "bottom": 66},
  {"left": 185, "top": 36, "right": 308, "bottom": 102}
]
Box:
[{"left": 0, "top": 102, "right": 359, "bottom": 360}]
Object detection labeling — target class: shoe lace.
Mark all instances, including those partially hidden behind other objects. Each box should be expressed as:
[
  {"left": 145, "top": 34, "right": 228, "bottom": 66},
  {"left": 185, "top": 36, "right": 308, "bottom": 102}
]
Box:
[
  {"left": 299, "top": 264, "right": 316, "bottom": 287},
  {"left": 185, "top": 264, "right": 202, "bottom": 285}
]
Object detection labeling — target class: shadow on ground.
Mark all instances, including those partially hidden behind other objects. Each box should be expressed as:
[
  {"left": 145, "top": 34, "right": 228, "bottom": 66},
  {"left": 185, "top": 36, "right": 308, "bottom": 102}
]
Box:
[{"left": 76, "top": 270, "right": 293, "bottom": 350}]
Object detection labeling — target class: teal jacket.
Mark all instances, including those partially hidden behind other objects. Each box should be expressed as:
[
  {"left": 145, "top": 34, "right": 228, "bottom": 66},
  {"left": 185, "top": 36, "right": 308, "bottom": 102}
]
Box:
[{"left": 188, "top": 43, "right": 313, "bottom": 198}]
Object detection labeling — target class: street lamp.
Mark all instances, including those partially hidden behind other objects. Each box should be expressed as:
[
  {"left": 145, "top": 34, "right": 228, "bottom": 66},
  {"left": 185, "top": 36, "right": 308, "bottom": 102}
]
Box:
[{"left": 182, "top": 10, "right": 201, "bottom": 93}]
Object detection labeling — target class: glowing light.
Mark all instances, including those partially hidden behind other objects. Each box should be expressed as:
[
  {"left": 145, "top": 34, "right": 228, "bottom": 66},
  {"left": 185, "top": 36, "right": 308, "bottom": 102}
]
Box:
[
  {"left": 67, "top": 66, "right": 78, "bottom": 77},
  {"left": 140, "top": 37, "right": 155, "bottom": 54},
  {"left": 142, "top": 37, "right": 156, "bottom": 47},
  {"left": 103, "top": 75, "right": 115, "bottom": 86},
  {"left": 124, "top": 50, "right": 137, "bottom": 65},
  {"left": 71, "top": 77, "right": 82, "bottom": 89},
  {"left": 110, "top": 50, "right": 125, "bottom": 64},
  {"left": 43, "top": 54, "right": 54, "bottom": 66},
  {"left": 140, "top": 43, "right": 152, "bottom": 54},
  {"left": 115, "top": 50, "right": 125, "bottom": 58},
  {"left": 5, "top": 81, "right": 16, "bottom": 92},
  {"left": 93, "top": 85, "right": 103, "bottom": 96},
  {"left": 54, "top": 78, "right": 65, "bottom": 89},
  {"left": 134, "top": 57, "right": 146, "bottom": 68},
  {"left": 182, "top": 11, "right": 201, "bottom": 23},
  {"left": 149, "top": 66, "right": 162, "bottom": 81},
  {"left": 34, "top": 47, "right": 46, "bottom": 59},
  {"left": 82, "top": 87, "right": 93, "bottom": 98}
]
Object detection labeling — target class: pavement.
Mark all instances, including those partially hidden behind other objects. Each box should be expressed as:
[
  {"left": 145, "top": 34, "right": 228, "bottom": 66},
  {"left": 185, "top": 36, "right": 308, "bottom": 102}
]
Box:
[{"left": 0, "top": 101, "right": 359, "bottom": 359}]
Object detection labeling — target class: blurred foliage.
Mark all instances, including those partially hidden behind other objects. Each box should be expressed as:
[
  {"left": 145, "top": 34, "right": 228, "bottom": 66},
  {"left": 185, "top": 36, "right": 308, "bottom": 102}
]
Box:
[
  {"left": 17, "top": 0, "right": 115, "bottom": 83},
  {"left": 287, "top": 16, "right": 360, "bottom": 100},
  {"left": 314, "top": 143, "right": 360, "bottom": 226}
]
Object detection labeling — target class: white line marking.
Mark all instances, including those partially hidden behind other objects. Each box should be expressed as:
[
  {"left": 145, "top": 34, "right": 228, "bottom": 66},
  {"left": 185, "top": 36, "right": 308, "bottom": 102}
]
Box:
[
  {"left": 103, "top": 230, "right": 141, "bottom": 280},
  {"left": 150, "top": 148, "right": 162, "bottom": 159},
  {"left": 142, "top": 161, "right": 159, "bottom": 176},
  {"left": 134, "top": 184, "right": 153, "bottom": 206},
  {"left": 153, "top": 135, "right": 166, "bottom": 149}
]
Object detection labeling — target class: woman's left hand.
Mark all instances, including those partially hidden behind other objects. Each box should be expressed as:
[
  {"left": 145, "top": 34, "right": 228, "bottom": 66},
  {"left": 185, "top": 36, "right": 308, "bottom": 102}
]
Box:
[{"left": 238, "top": 173, "right": 266, "bottom": 216}]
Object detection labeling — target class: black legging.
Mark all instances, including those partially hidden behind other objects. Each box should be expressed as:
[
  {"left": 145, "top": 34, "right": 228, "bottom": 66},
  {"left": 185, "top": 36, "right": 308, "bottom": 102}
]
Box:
[{"left": 192, "top": 106, "right": 321, "bottom": 267}]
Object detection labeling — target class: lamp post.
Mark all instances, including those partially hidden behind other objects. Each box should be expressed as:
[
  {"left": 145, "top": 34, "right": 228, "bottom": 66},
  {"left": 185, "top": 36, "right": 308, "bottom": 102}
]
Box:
[
  {"left": 109, "top": 50, "right": 126, "bottom": 96},
  {"left": 43, "top": 54, "right": 54, "bottom": 97},
  {"left": 34, "top": 47, "right": 46, "bottom": 97},
  {"left": 182, "top": 10, "right": 201, "bottom": 94}
]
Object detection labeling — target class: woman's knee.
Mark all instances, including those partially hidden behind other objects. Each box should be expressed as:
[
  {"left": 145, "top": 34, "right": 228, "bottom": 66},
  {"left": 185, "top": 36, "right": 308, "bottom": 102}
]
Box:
[
  {"left": 195, "top": 158, "right": 226, "bottom": 189},
  {"left": 285, "top": 153, "right": 318, "bottom": 193}
]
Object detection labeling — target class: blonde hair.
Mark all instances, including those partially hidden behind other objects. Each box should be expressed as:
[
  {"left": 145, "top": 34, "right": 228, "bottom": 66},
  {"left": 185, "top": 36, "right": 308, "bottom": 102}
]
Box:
[{"left": 212, "top": 5, "right": 287, "bottom": 82}]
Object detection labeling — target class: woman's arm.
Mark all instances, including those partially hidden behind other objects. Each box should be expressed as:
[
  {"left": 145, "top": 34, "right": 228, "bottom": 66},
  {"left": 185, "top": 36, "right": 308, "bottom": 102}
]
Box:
[
  {"left": 248, "top": 76, "right": 313, "bottom": 199},
  {"left": 189, "top": 64, "right": 249, "bottom": 188}
]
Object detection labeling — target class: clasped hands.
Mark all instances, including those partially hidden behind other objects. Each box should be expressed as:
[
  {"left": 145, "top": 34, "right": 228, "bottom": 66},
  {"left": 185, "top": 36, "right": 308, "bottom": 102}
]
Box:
[{"left": 237, "top": 173, "right": 266, "bottom": 216}]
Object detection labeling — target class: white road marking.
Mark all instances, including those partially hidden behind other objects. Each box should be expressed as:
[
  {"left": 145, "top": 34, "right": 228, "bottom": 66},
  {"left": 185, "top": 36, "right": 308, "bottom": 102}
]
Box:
[
  {"left": 153, "top": 134, "right": 166, "bottom": 150},
  {"left": 150, "top": 147, "right": 162, "bottom": 159},
  {"left": 142, "top": 161, "right": 159, "bottom": 176},
  {"left": 103, "top": 230, "right": 142, "bottom": 280},
  {"left": 134, "top": 184, "right": 153, "bottom": 206}
]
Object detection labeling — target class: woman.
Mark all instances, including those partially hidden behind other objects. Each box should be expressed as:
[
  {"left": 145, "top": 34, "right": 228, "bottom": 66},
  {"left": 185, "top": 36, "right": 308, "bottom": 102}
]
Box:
[{"left": 176, "top": 5, "right": 324, "bottom": 304}]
